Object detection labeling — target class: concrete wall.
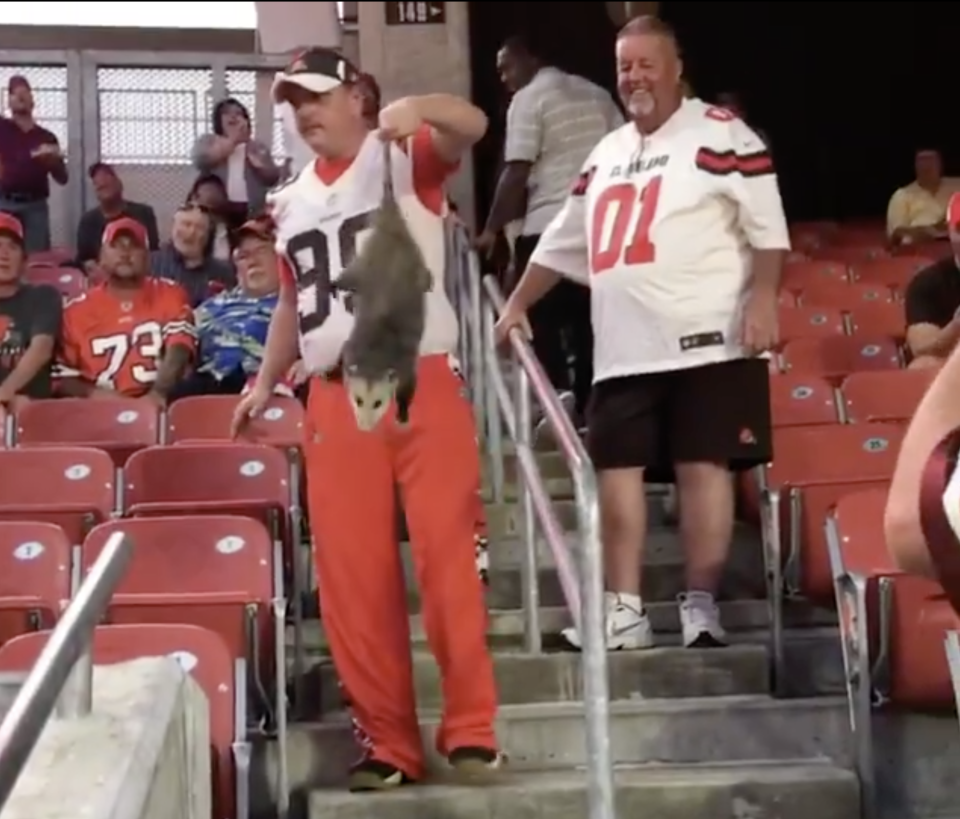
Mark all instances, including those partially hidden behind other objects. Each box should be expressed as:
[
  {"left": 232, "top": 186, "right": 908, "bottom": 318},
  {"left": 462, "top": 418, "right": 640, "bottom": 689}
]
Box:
[
  {"left": 357, "top": 1, "right": 477, "bottom": 226},
  {"left": 4, "top": 659, "right": 211, "bottom": 819}
]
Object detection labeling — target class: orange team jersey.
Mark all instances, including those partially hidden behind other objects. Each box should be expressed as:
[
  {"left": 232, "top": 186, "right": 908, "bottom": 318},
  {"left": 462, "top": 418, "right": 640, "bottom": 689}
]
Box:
[{"left": 55, "top": 278, "right": 196, "bottom": 396}]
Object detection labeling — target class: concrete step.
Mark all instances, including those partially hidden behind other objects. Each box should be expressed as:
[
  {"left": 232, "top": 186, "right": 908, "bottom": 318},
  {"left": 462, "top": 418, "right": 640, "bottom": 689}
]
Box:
[
  {"left": 307, "top": 762, "right": 859, "bottom": 819},
  {"left": 481, "top": 560, "right": 766, "bottom": 612},
  {"left": 392, "top": 526, "right": 767, "bottom": 610},
  {"left": 292, "top": 626, "right": 845, "bottom": 704},
  {"left": 480, "top": 522, "right": 761, "bottom": 572},
  {"left": 273, "top": 696, "right": 851, "bottom": 788},
  {"left": 309, "top": 645, "right": 769, "bottom": 713},
  {"left": 482, "top": 451, "right": 574, "bottom": 501},
  {"left": 296, "top": 599, "right": 837, "bottom": 653},
  {"left": 484, "top": 497, "right": 678, "bottom": 541}
]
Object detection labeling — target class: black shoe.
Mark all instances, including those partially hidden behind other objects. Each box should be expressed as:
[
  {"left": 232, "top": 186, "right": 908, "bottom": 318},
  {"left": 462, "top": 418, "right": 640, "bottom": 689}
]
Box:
[
  {"left": 448, "top": 746, "right": 506, "bottom": 779},
  {"left": 347, "top": 759, "right": 414, "bottom": 792}
]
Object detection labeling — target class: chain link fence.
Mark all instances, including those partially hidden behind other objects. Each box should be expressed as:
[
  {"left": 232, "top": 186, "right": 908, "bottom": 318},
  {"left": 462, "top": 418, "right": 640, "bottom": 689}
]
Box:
[
  {"left": 96, "top": 66, "right": 213, "bottom": 236},
  {"left": 0, "top": 65, "right": 71, "bottom": 249},
  {"left": 0, "top": 56, "right": 285, "bottom": 249}
]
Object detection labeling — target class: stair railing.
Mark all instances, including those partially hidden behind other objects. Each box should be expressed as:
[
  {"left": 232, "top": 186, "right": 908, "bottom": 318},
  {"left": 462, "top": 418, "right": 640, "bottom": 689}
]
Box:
[
  {"left": 480, "top": 275, "right": 615, "bottom": 819},
  {"left": 447, "top": 223, "right": 615, "bottom": 819},
  {"left": 0, "top": 532, "right": 133, "bottom": 809}
]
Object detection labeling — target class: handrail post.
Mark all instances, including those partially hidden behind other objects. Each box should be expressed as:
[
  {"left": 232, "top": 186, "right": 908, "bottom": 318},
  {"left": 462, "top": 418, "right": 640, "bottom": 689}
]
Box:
[
  {"left": 515, "top": 364, "right": 542, "bottom": 654},
  {"left": 480, "top": 273, "right": 616, "bottom": 819},
  {"left": 464, "top": 236, "right": 486, "bottom": 440},
  {"left": 56, "top": 646, "right": 93, "bottom": 718},
  {"left": 482, "top": 301, "right": 506, "bottom": 505},
  {"left": 574, "top": 469, "right": 616, "bottom": 819}
]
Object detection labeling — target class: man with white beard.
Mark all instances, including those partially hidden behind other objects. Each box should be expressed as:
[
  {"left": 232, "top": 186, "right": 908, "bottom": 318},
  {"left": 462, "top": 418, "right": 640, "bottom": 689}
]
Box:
[{"left": 497, "top": 15, "right": 790, "bottom": 651}]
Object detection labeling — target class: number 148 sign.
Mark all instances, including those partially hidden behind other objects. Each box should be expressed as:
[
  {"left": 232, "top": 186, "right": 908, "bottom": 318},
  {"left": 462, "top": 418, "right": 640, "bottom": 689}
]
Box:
[{"left": 385, "top": 1, "right": 446, "bottom": 25}]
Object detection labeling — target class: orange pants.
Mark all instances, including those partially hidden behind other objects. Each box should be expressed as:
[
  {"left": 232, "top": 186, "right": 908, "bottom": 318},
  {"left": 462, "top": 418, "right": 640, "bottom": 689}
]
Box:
[{"left": 304, "top": 355, "right": 498, "bottom": 778}]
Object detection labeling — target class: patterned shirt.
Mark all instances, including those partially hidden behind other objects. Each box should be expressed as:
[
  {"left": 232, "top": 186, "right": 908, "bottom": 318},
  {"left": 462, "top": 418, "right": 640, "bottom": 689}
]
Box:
[{"left": 194, "top": 287, "right": 277, "bottom": 380}]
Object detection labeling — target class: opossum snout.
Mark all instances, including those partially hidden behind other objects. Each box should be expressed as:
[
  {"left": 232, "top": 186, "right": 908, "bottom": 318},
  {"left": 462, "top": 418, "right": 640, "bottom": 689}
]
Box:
[{"left": 345, "top": 373, "right": 397, "bottom": 432}]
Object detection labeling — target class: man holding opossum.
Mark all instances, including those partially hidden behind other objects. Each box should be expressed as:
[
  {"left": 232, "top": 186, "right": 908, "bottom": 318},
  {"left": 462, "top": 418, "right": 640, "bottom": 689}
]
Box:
[{"left": 232, "top": 48, "right": 502, "bottom": 791}]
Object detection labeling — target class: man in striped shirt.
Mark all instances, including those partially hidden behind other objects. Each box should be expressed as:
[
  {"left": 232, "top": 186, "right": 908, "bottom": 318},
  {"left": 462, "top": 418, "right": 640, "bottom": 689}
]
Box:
[{"left": 476, "top": 35, "right": 623, "bottom": 426}]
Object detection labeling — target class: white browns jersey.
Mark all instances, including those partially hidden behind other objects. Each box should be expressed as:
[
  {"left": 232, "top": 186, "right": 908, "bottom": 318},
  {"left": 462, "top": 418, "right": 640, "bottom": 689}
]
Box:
[
  {"left": 271, "top": 126, "right": 460, "bottom": 374},
  {"left": 531, "top": 97, "right": 790, "bottom": 382}
]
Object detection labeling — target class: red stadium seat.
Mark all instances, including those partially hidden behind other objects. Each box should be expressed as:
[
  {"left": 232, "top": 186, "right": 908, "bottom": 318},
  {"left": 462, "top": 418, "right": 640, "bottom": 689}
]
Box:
[
  {"left": 777, "top": 305, "right": 845, "bottom": 345},
  {"left": 25, "top": 266, "right": 86, "bottom": 299},
  {"left": 832, "top": 227, "right": 889, "bottom": 246},
  {"left": 798, "top": 280, "right": 893, "bottom": 311},
  {"left": 0, "top": 624, "right": 240, "bottom": 819},
  {"left": 770, "top": 373, "right": 839, "bottom": 428},
  {"left": 16, "top": 398, "right": 159, "bottom": 467},
  {"left": 789, "top": 221, "right": 837, "bottom": 253},
  {"left": 0, "top": 521, "right": 70, "bottom": 646},
  {"left": 0, "top": 447, "right": 115, "bottom": 542},
  {"left": 845, "top": 302, "right": 907, "bottom": 339},
  {"left": 781, "top": 260, "right": 848, "bottom": 292},
  {"left": 825, "top": 488, "right": 957, "bottom": 811},
  {"left": 780, "top": 335, "right": 901, "bottom": 382},
  {"left": 165, "top": 395, "right": 307, "bottom": 549},
  {"left": 840, "top": 368, "right": 935, "bottom": 424},
  {"left": 166, "top": 395, "right": 304, "bottom": 448},
  {"left": 124, "top": 443, "right": 290, "bottom": 522},
  {"left": 764, "top": 423, "right": 904, "bottom": 602},
  {"left": 26, "top": 248, "right": 73, "bottom": 266},
  {"left": 81, "top": 516, "right": 282, "bottom": 726},
  {"left": 849, "top": 256, "right": 930, "bottom": 291},
  {"left": 811, "top": 246, "right": 888, "bottom": 264}
]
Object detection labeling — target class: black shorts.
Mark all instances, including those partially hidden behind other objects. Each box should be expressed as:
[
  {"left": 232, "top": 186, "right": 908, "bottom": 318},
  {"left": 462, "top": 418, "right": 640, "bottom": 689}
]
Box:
[{"left": 585, "top": 358, "right": 772, "bottom": 479}]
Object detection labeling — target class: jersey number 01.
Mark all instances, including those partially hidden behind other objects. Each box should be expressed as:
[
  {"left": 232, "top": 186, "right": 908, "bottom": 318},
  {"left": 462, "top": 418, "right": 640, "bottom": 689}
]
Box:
[
  {"left": 590, "top": 176, "right": 662, "bottom": 275},
  {"left": 285, "top": 211, "right": 375, "bottom": 333}
]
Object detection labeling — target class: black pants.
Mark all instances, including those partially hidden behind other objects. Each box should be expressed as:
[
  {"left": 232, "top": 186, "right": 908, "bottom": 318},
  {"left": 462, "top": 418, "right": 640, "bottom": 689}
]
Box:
[{"left": 514, "top": 233, "right": 593, "bottom": 416}]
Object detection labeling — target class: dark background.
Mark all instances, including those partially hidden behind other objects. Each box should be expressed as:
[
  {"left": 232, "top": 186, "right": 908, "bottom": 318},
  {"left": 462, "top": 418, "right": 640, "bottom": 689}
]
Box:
[{"left": 467, "top": 1, "right": 960, "bottom": 224}]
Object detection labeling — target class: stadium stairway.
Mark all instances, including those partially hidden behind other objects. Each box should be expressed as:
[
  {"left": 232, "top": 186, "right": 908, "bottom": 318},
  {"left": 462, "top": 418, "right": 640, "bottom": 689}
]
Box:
[{"left": 248, "top": 449, "right": 875, "bottom": 819}]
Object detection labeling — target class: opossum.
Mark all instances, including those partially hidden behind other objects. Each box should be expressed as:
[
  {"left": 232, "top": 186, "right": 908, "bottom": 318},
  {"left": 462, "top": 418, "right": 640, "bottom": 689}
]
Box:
[{"left": 335, "top": 138, "right": 432, "bottom": 431}]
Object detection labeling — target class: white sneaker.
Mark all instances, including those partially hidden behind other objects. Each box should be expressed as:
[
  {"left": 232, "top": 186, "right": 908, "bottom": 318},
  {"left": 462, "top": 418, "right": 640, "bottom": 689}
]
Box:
[
  {"left": 561, "top": 592, "right": 654, "bottom": 651},
  {"left": 679, "top": 591, "right": 727, "bottom": 648}
]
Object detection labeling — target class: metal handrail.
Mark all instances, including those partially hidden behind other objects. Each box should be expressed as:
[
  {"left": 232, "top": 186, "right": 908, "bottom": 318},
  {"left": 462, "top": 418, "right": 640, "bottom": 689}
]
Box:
[
  {"left": 0, "top": 532, "right": 133, "bottom": 810},
  {"left": 479, "top": 274, "right": 615, "bottom": 819}
]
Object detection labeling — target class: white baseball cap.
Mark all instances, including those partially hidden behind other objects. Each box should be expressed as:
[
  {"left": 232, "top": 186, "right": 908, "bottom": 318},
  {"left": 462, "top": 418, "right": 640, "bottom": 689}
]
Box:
[{"left": 272, "top": 47, "right": 361, "bottom": 102}]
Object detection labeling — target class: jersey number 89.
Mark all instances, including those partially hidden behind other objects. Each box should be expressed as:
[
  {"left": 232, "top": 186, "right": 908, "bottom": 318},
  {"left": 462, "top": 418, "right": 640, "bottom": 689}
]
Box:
[
  {"left": 285, "top": 211, "right": 375, "bottom": 333},
  {"left": 589, "top": 176, "right": 662, "bottom": 275}
]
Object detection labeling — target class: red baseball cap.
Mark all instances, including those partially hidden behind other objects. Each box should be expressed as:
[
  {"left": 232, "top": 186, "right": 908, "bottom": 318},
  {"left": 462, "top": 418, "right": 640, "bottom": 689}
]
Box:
[
  {"left": 102, "top": 217, "right": 148, "bottom": 247},
  {"left": 235, "top": 216, "right": 274, "bottom": 242},
  {"left": 0, "top": 212, "right": 24, "bottom": 245},
  {"left": 948, "top": 193, "right": 960, "bottom": 231}
]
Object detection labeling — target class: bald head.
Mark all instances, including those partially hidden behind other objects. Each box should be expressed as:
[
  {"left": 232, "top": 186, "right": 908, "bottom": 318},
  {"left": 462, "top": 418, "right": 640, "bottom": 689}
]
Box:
[{"left": 615, "top": 15, "right": 684, "bottom": 131}]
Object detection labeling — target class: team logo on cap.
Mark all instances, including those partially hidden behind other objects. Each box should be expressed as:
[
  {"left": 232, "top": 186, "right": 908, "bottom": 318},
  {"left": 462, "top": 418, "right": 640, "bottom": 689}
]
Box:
[{"left": 286, "top": 50, "right": 308, "bottom": 73}]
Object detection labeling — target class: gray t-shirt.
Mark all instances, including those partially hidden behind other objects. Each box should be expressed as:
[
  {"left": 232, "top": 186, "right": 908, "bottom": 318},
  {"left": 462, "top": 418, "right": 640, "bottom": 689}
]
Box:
[{"left": 0, "top": 283, "right": 62, "bottom": 397}]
